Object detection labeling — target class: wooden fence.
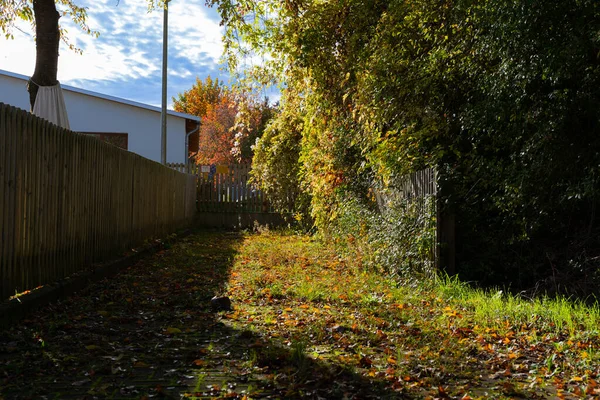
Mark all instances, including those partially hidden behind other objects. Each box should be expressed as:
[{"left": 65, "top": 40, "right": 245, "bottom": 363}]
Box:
[
  {"left": 371, "top": 167, "right": 454, "bottom": 272},
  {"left": 195, "top": 164, "right": 271, "bottom": 213},
  {"left": 0, "top": 102, "right": 197, "bottom": 301},
  {"left": 167, "top": 162, "right": 194, "bottom": 174},
  {"left": 373, "top": 168, "right": 437, "bottom": 211}
]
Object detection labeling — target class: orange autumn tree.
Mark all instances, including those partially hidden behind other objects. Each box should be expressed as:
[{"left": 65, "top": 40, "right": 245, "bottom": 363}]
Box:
[
  {"left": 173, "top": 76, "right": 234, "bottom": 164},
  {"left": 198, "top": 95, "right": 238, "bottom": 164},
  {"left": 173, "top": 76, "right": 276, "bottom": 165},
  {"left": 173, "top": 75, "right": 226, "bottom": 118}
]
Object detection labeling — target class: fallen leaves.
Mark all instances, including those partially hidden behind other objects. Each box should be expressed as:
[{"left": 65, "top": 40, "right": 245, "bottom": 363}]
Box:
[
  {"left": 223, "top": 230, "right": 600, "bottom": 399},
  {"left": 165, "top": 327, "right": 182, "bottom": 335},
  {"left": 2, "top": 230, "right": 600, "bottom": 400}
]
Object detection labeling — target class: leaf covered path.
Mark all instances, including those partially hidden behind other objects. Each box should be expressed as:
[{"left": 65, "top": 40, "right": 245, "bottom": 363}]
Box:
[
  {"left": 1, "top": 230, "right": 599, "bottom": 399},
  {"left": 0, "top": 231, "right": 389, "bottom": 399}
]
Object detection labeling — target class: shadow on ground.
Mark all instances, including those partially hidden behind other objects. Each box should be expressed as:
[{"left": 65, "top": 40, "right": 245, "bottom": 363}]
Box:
[{"left": 0, "top": 230, "right": 405, "bottom": 399}]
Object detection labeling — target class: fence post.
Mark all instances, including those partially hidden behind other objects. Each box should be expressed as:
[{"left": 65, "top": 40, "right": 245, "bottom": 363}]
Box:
[{"left": 436, "top": 172, "right": 456, "bottom": 275}]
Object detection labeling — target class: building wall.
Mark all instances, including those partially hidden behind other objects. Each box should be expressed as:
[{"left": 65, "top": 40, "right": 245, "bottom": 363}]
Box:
[
  {"left": 64, "top": 91, "right": 186, "bottom": 163},
  {"left": 0, "top": 73, "right": 186, "bottom": 164}
]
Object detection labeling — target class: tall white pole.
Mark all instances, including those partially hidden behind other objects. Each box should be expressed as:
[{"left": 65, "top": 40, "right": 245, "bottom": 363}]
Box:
[{"left": 160, "top": 0, "right": 169, "bottom": 165}]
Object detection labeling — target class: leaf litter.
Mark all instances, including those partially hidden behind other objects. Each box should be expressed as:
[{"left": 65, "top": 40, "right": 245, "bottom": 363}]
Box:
[{"left": 0, "top": 229, "right": 598, "bottom": 399}]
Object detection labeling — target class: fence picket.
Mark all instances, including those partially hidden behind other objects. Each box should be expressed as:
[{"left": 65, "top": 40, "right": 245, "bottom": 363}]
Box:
[
  {"left": 0, "top": 103, "right": 197, "bottom": 301},
  {"left": 187, "top": 163, "right": 275, "bottom": 214}
]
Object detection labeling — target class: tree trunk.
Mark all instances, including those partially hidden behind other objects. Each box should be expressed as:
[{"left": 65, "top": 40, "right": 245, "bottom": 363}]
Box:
[{"left": 28, "top": 0, "right": 60, "bottom": 110}]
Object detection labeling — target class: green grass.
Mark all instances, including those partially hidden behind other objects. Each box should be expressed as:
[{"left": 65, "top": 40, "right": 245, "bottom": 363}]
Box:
[
  {"left": 223, "top": 229, "right": 600, "bottom": 399},
  {"left": 192, "top": 372, "right": 206, "bottom": 393},
  {"left": 436, "top": 274, "right": 600, "bottom": 337}
]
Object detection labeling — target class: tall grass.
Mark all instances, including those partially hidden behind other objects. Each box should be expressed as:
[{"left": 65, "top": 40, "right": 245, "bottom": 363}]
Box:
[{"left": 435, "top": 274, "right": 600, "bottom": 337}]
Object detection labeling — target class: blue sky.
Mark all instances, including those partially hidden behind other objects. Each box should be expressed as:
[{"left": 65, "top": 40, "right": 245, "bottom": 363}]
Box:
[{"left": 0, "top": 0, "right": 239, "bottom": 108}]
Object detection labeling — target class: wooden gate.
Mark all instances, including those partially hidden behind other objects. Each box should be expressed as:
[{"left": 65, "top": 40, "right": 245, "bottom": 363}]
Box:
[{"left": 195, "top": 164, "right": 271, "bottom": 213}]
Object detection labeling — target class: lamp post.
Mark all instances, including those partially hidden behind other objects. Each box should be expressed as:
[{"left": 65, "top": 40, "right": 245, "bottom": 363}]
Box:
[{"left": 160, "top": 0, "right": 169, "bottom": 165}]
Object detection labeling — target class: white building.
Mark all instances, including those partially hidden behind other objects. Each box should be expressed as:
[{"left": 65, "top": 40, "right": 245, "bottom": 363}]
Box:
[{"left": 0, "top": 69, "right": 200, "bottom": 164}]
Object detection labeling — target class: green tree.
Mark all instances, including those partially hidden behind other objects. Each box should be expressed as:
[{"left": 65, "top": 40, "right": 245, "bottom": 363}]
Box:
[
  {"left": 251, "top": 91, "right": 305, "bottom": 215},
  {"left": 231, "top": 96, "right": 275, "bottom": 162},
  {"left": 210, "top": 0, "right": 600, "bottom": 292}
]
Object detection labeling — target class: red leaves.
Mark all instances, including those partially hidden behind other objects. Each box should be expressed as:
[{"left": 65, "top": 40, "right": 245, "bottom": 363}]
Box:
[
  {"left": 437, "top": 385, "right": 451, "bottom": 398},
  {"left": 192, "top": 359, "right": 206, "bottom": 367},
  {"left": 586, "top": 379, "right": 600, "bottom": 396},
  {"left": 359, "top": 355, "right": 373, "bottom": 367}
]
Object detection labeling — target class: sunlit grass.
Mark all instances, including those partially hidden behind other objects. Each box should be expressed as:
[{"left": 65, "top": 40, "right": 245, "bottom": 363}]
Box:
[
  {"left": 435, "top": 274, "right": 600, "bottom": 338},
  {"left": 224, "top": 229, "right": 600, "bottom": 398},
  {"left": 230, "top": 230, "right": 600, "bottom": 339}
]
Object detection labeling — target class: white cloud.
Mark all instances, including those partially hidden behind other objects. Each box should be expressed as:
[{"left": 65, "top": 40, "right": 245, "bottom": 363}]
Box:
[
  {"left": 169, "top": 68, "right": 193, "bottom": 79},
  {"left": 169, "top": 1, "right": 224, "bottom": 64},
  {"left": 0, "top": 0, "right": 225, "bottom": 104}
]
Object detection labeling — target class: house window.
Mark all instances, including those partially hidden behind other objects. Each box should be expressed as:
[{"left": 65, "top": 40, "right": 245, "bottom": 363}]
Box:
[{"left": 81, "top": 132, "right": 128, "bottom": 150}]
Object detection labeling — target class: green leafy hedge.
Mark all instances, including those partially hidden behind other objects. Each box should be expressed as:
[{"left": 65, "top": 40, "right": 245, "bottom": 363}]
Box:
[{"left": 216, "top": 0, "right": 600, "bottom": 294}]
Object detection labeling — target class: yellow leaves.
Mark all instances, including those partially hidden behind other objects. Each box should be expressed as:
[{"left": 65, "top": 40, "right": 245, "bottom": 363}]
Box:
[
  {"left": 224, "top": 311, "right": 240, "bottom": 320},
  {"left": 97, "top": 310, "right": 109, "bottom": 317},
  {"left": 338, "top": 354, "right": 359, "bottom": 365},
  {"left": 85, "top": 345, "right": 99, "bottom": 351},
  {"left": 165, "top": 327, "right": 182, "bottom": 335},
  {"left": 482, "top": 343, "right": 494, "bottom": 353},
  {"left": 134, "top": 361, "right": 150, "bottom": 368},
  {"left": 443, "top": 306, "right": 462, "bottom": 318},
  {"left": 176, "top": 232, "right": 600, "bottom": 398}
]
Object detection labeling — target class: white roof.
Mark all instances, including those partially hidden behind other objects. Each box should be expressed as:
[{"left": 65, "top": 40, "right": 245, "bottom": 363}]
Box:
[{"left": 0, "top": 68, "right": 200, "bottom": 122}]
